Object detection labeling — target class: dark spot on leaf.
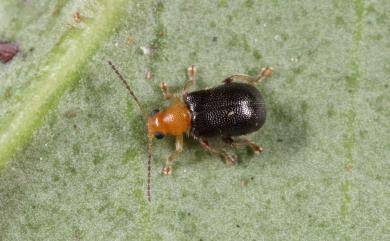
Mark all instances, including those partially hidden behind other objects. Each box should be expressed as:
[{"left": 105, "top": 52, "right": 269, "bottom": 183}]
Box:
[
  {"left": 292, "top": 66, "right": 304, "bottom": 75},
  {"left": 156, "top": 1, "right": 164, "bottom": 12},
  {"left": 244, "top": 67, "right": 258, "bottom": 77},
  {"left": 72, "top": 144, "right": 80, "bottom": 154},
  {"left": 135, "top": 48, "right": 144, "bottom": 55},
  {"left": 73, "top": 11, "right": 81, "bottom": 23},
  {"left": 65, "top": 161, "right": 77, "bottom": 174},
  {"left": 335, "top": 16, "right": 346, "bottom": 28},
  {"left": 236, "top": 224, "right": 240, "bottom": 228},
  {"left": 301, "top": 101, "right": 308, "bottom": 114},
  {"left": 4, "top": 87, "right": 12, "bottom": 98},
  {"left": 51, "top": 0, "right": 68, "bottom": 16},
  {"left": 218, "top": 0, "right": 228, "bottom": 8},
  {"left": 93, "top": 154, "right": 104, "bottom": 165},
  {"left": 359, "top": 130, "right": 368, "bottom": 139},
  {"left": 240, "top": 178, "right": 249, "bottom": 186},
  {"left": 295, "top": 191, "right": 308, "bottom": 200},
  {"left": 346, "top": 162, "right": 353, "bottom": 172},
  {"left": 149, "top": 2, "right": 167, "bottom": 73},
  {"left": 98, "top": 204, "right": 108, "bottom": 213},
  {"left": 281, "top": 33, "right": 289, "bottom": 41},
  {"left": 65, "top": 109, "right": 78, "bottom": 118},
  {"left": 228, "top": 33, "right": 240, "bottom": 47},
  {"left": 327, "top": 105, "right": 336, "bottom": 117},
  {"left": 212, "top": 36, "right": 218, "bottom": 42},
  {"left": 74, "top": 227, "right": 83, "bottom": 240},
  {"left": 365, "top": 4, "right": 376, "bottom": 14},
  {"left": 122, "top": 148, "right": 137, "bottom": 165},
  {"left": 277, "top": 138, "right": 283, "bottom": 142},
  {"left": 0, "top": 42, "right": 19, "bottom": 63},
  {"left": 245, "top": 0, "right": 254, "bottom": 8},
  {"left": 253, "top": 50, "right": 262, "bottom": 60},
  {"left": 369, "top": 34, "right": 382, "bottom": 41},
  {"left": 242, "top": 37, "right": 250, "bottom": 51},
  {"left": 52, "top": 175, "right": 60, "bottom": 182}
]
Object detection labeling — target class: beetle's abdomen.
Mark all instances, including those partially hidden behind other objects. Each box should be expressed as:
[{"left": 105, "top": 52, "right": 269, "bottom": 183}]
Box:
[{"left": 184, "top": 83, "right": 266, "bottom": 137}]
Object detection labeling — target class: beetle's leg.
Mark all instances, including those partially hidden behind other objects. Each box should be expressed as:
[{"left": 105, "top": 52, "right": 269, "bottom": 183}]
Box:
[
  {"left": 183, "top": 65, "right": 196, "bottom": 94},
  {"left": 163, "top": 65, "right": 196, "bottom": 99},
  {"left": 223, "top": 67, "right": 273, "bottom": 85},
  {"left": 198, "top": 138, "right": 237, "bottom": 165},
  {"left": 160, "top": 82, "right": 174, "bottom": 99},
  {"left": 222, "top": 136, "right": 263, "bottom": 155},
  {"left": 162, "top": 135, "right": 183, "bottom": 175},
  {"left": 223, "top": 74, "right": 254, "bottom": 84},
  {"left": 252, "top": 67, "right": 273, "bottom": 84}
]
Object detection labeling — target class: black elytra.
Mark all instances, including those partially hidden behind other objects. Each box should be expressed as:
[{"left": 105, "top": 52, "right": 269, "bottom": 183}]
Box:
[{"left": 184, "top": 82, "right": 266, "bottom": 137}]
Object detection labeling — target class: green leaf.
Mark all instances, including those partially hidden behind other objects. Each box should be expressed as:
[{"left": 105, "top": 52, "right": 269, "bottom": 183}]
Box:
[
  {"left": 0, "top": 0, "right": 127, "bottom": 169},
  {"left": 0, "top": 0, "right": 389, "bottom": 240}
]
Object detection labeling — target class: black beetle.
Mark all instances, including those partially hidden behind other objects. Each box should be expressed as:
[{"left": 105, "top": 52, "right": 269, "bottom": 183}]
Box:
[{"left": 108, "top": 61, "right": 272, "bottom": 202}]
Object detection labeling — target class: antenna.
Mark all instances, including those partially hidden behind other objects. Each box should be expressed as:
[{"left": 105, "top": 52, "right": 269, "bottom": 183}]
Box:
[
  {"left": 108, "top": 60, "right": 152, "bottom": 203},
  {"left": 107, "top": 60, "right": 147, "bottom": 118},
  {"left": 147, "top": 137, "right": 153, "bottom": 202}
]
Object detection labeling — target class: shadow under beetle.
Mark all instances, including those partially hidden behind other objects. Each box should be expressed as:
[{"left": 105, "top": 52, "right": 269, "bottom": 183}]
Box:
[{"left": 108, "top": 61, "right": 272, "bottom": 202}]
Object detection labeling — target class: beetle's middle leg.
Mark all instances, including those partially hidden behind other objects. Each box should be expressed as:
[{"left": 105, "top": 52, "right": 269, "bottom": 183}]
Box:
[
  {"left": 161, "top": 65, "right": 196, "bottom": 99},
  {"left": 198, "top": 138, "right": 237, "bottom": 165},
  {"left": 222, "top": 136, "right": 263, "bottom": 155},
  {"left": 162, "top": 135, "right": 183, "bottom": 175},
  {"left": 223, "top": 67, "right": 273, "bottom": 85},
  {"left": 183, "top": 65, "right": 196, "bottom": 94},
  {"left": 160, "top": 82, "right": 175, "bottom": 100}
]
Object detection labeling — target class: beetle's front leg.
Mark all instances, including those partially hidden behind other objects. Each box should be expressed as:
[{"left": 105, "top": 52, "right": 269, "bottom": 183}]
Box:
[
  {"left": 162, "top": 135, "right": 183, "bottom": 175},
  {"left": 198, "top": 138, "right": 237, "bottom": 165},
  {"left": 222, "top": 136, "right": 263, "bottom": 155},
  {"left": 223, "top": 67, "right": 273, "bottom": 85}
]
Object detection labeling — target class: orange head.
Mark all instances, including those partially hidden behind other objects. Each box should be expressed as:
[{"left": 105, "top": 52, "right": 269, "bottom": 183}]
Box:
[{"left": 147, "top": 98, "right": 191, "bottom": 140}]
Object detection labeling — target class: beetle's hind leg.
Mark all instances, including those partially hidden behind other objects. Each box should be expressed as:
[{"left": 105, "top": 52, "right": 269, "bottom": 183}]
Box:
[
  {"left": 222, "top": 136, "right": 263, "bottom": 155},
  {"left": 223, "top": 67, "right": 273, "bottom": 85},
  {"left": 198, "top": 138, "right": 237, "bottom": 165}
]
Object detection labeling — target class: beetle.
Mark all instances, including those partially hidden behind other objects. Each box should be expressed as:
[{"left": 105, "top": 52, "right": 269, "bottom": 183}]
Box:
[{"left": 107, "top": 61, "right": 272, "bottom": 202}]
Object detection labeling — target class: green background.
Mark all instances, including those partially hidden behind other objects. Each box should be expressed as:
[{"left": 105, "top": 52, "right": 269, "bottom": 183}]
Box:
[{"left": 0, "top": 0, "right": 389, "bottom": 240}]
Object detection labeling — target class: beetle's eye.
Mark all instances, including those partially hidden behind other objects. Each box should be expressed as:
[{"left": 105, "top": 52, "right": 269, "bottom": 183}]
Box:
[
  {"left": 150, "top": 109, "right": 159, "bottom": 116},
  {"left": 154, "top": 132, "right": 165, "bottom": 139},
  {"left": 154, "top": 132, "right": 164, "bottom": 139}
]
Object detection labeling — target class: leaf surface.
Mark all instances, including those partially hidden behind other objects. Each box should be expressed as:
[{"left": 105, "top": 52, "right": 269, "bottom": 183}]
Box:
[{"left": 0, "top": 1, "right": 389, "bottom": 240}]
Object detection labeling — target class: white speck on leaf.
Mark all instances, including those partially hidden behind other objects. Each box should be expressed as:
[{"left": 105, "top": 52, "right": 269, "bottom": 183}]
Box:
[{"left": 140, "top": 46, "right": 151, "bottom": 55}]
